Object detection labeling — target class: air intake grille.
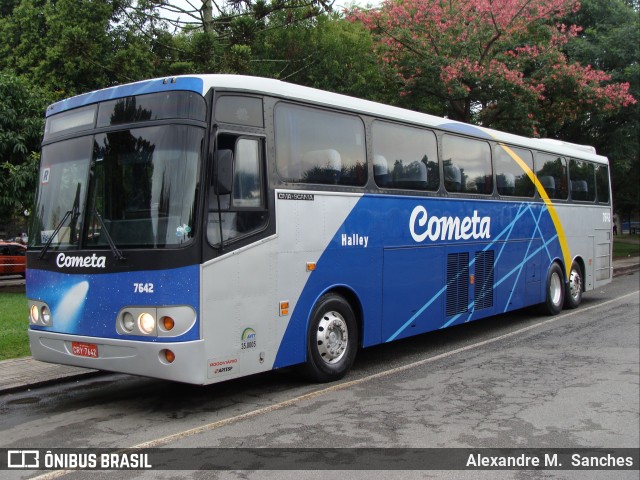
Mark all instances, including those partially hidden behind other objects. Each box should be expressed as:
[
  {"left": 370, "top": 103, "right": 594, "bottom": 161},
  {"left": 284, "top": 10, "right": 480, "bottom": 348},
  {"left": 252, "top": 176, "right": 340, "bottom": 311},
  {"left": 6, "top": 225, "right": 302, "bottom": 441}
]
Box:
[
  {"left": 474, "top": 250, "right": 495, "bottom": 310},
  {"left": 446, "top": 253, "right": 469, "bottom": 317}
]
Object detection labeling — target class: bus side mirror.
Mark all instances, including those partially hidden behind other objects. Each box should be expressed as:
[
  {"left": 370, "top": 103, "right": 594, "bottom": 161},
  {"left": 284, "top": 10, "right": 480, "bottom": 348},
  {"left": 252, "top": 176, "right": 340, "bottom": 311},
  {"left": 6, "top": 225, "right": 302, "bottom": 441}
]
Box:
[{"left": 214, "top": 149, "right": 234, "bottom": 195}]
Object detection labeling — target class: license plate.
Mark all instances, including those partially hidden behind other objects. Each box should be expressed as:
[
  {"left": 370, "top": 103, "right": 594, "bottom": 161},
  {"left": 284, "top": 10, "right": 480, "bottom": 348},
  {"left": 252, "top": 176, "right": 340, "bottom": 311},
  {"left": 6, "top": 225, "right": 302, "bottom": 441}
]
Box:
[{"left": 71, "top": 341, "right": 98, "bottom": 358}]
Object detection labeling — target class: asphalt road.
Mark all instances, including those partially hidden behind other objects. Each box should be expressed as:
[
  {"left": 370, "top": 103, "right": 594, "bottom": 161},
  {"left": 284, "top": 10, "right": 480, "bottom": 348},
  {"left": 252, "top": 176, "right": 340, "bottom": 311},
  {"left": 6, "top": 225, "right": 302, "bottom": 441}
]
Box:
[{"left": 1, "top": 273, "right": 638, "bottom": 479}]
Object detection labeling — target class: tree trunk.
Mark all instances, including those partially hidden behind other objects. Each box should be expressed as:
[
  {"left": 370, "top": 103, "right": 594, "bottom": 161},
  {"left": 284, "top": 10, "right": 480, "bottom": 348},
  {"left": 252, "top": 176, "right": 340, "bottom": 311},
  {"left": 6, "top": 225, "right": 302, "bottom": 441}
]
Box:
[{"left": 202, "top": 0, "right": 213, "bottom": 33}]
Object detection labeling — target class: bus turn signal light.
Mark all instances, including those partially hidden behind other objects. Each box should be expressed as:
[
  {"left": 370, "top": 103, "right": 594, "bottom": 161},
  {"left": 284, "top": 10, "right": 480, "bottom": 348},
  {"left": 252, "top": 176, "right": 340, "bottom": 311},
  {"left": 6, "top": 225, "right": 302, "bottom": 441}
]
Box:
[
  {"left": 164, "top": 350, "right": 175, "bottom": 363},
  {"left": 162, "top": 316, "right": 175, "bottom": 331}
]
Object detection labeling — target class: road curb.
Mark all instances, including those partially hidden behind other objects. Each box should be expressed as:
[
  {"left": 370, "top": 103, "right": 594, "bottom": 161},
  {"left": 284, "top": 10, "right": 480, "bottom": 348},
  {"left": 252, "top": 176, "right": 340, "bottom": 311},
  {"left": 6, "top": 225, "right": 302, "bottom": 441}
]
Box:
[
  {"left": 1, "top": 370, "right": 103, "bottom": 395},
  {"left": 0, "top": 357, "right": 102, "bottom": 395},
  {"left": 613, "top": 265, "right": 639, "bottom": 278}
]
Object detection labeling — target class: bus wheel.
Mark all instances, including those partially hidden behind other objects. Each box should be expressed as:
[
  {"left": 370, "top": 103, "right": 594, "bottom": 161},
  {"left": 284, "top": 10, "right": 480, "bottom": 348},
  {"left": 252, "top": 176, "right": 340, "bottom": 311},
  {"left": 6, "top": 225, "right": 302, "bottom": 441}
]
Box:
[
  {"left": 541, "top": 262, "right": 564, "bottom": 315},
  {"left": 304, "top": 293, "right": 358, "bottom": 383},
  {"left": 564, "top": 261, "right": 583, "bottom": 309}
]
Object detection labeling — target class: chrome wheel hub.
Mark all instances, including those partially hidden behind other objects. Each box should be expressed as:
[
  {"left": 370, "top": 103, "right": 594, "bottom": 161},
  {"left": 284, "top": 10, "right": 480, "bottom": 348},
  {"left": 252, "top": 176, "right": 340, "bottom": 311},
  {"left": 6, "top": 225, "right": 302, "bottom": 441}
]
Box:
[
  {"left": 569, "top": 270, "right": 582, "bottom": 300},
  {"left": 550, "top": 271, "right": 562, "bottom": 306},
  {"left": 316, "top": 311, "right": 348, "bottom": 364}
]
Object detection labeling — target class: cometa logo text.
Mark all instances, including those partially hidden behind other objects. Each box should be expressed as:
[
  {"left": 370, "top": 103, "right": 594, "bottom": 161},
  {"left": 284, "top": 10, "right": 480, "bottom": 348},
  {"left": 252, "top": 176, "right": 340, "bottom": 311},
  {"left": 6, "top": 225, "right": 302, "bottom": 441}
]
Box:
[
  {"left": 56, "top": 253, "right": 107, "bottom": 269},
  {"left": 410, "top": 206, "right": 491, "bottom": 242}
]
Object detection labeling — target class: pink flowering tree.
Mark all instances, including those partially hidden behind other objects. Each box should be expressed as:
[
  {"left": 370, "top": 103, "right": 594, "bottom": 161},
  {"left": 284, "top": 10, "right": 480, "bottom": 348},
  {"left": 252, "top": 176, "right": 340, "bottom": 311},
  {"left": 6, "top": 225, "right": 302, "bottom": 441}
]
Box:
[{"left": 349, "top": 0, "right": 636, "bottom": 136}]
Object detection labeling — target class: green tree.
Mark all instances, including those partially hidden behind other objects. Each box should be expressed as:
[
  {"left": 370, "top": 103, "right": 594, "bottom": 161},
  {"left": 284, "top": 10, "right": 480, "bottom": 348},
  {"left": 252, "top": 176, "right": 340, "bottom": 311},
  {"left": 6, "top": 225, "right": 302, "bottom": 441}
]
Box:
[
  {"left": 0, "top": 0, "right": 20, "bottom": 17},
  {"left": 560, "top": 0, "right": 639, "bottom": 223},
  {"left": 152, "top": 4, "right": 386, "bottom": 93},
  {"left": 0, "top": 73, "right": 50, "bottom": 226},
  {"left": 118, "top": 0, "right": 337, "bottom": 75},
  {"left": 130, "top": 0, "right": 334, "bottom": 34},
  {"left": 0, "top": 0, "right": 159, "bottom": 98},
  {"left": 250, "top": 12, "right": 386, "bottom": 99}
]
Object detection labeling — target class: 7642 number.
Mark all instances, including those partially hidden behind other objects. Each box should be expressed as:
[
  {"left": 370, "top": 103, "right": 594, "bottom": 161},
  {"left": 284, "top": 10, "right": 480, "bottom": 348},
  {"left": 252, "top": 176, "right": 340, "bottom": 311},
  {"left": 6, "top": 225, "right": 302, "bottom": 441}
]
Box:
[{"left": 134, "top": 283, "right": 154, "bottom": 293}]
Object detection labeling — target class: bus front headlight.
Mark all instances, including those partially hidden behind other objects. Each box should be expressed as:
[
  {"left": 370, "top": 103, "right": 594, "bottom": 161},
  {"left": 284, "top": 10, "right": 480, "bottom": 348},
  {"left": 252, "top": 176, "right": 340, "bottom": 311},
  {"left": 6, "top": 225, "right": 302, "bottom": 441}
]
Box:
[
  {"left": 122, "top": 312, "right": 135, "bottom": 332},
  {"left": 30, "top": 305, "right": 40, "bottom": 324},
  {"left": 138, "top": 312, "right": 156, "bottom": 335},
  {"left": 29, "top": 300, "right": 53, "bottom": 327},
  {"left": 41, "top": 306, "right": 51, "bottom": 325}
]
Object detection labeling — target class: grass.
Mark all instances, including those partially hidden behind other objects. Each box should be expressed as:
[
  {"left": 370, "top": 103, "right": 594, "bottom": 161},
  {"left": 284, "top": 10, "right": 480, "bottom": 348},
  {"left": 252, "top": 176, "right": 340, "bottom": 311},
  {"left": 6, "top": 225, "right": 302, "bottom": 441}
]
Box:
[
  {"left": 613, "top": 234, "right": 640, "bottom": 259},
  {"left": 0, "top": 292, "right": 30, "bottom": 360}
]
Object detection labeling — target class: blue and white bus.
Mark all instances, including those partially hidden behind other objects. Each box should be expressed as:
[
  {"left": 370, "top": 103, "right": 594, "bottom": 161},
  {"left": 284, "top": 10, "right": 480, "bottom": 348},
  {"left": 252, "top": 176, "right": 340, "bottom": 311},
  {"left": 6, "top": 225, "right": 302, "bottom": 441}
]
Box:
[{"left": 27, "top": 75, "right": 613, "bottom": 384}]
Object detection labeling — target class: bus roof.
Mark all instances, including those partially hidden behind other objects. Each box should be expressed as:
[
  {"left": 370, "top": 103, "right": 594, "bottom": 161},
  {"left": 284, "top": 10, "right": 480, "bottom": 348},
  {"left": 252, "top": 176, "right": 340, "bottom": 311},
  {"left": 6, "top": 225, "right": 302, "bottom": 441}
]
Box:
[
  {"left": 201, "top": 75, "right": 608, "bottom": 164},
  {"left": 47, "top": 74, "right": 609, "bottom": 165}
]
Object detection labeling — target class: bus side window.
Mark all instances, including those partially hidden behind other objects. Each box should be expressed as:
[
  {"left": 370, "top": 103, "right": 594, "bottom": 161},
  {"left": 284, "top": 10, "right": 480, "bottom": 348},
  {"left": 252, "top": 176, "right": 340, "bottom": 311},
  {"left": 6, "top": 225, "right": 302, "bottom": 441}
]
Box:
[
  {"left": 372, "top": 121, "right": 439, "bottom": 191},
  {"left": 442, "top": 135, "right": 492, "bottom": 194},
  {"left": 569, "top": 158, "right": 595, "bottom": 202},
  {"left": 536, "top": 153, "right": 568, "bottom": 200},
  {"left": 595, "top": 164, "right": 610, "bottom": 204},
  {"left": 208, "top": 136, "right": 268, "bottom": 246},
  {"left": 274, "top": 103, "right": 366, "bottom": 186},
  {"left": 374, "top": 154, "right": 390, "bottom": 187},
  {"left": 234, "top": 139, "right": 263, "bottom": 207},
  {"left": 444, "top": 163, "right": 461, "bottom": 192},
  {"left": 494, "top": 145, "right": 535, "bottom": 197}
]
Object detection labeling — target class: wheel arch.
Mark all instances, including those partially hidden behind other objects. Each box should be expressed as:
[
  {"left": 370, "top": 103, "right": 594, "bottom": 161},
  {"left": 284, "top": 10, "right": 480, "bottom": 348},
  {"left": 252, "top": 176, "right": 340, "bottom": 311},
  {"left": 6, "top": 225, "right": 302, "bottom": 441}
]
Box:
[
  {"left": 546, "top": 256, "right": 567, "bottom": 281},
  {"left": 570, "top": 256, "right": 586, "bottom": 292},
  {"left": 308, "top": 284, "right": 364, "bottom": 349}
]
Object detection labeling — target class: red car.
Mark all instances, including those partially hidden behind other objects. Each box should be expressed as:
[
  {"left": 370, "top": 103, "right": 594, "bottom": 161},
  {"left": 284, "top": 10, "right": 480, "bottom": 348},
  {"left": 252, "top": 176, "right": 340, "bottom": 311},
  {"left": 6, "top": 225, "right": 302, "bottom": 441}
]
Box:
[{"left": 0, "top": 242, "right": 26, "bottom": 277}]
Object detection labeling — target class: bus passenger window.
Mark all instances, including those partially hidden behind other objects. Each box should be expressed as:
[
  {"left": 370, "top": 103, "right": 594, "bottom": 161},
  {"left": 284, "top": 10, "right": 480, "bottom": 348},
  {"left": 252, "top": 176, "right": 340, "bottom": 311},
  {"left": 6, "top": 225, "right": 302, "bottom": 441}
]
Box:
[
  {"left": 444, "top": 163, "right": 461, "bottom": 192},
  {"left": 494, "top": 145, "right": 535, "bottom": 197},
  {"left": 569, "top": 158, "right": 595, "bottom": 202},
  {"left": 275, "top": 103, "right": 366, "bottom": 186},
  {"left": 442, "top": 135, "right": 492, "bottom": 194},
  {"left": 373, "top": 155, "right": 390, "bottom": 187},
  {"left": 536, "top": 153, "right": 567, "bottom": 200},
  {"left": 301, "top": 149, "right": 342, "bottom": 184},
  {"left": 372, "top": 121, "right": 439, "bottom": 191},
  {"left": 595, "top": 164, "right": 610, "bottom": 204},
  {"left": 208, "top": 136, "right": 268, "bottom": 246}
]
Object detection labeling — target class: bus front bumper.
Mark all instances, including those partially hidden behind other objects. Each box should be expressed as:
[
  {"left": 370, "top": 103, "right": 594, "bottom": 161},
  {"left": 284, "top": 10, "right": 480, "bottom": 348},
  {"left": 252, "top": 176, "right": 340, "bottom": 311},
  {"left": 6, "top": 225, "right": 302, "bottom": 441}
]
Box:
[{"left": 28, "top": 329, "right": 206, "bottom": 385}]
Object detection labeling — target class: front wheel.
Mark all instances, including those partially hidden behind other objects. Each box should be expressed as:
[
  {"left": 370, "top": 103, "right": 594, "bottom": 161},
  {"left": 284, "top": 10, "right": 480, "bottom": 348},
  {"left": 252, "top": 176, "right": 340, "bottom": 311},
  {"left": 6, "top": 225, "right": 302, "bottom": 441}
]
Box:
[
  {"left": 540, "top": 262, "right": 565, "bottom": 315},
  {"left": 564, "top": 261, "right": 583, "bottom": 309},
  {"left": 303, "top": 293, "right": 358, "bottom": 383}
]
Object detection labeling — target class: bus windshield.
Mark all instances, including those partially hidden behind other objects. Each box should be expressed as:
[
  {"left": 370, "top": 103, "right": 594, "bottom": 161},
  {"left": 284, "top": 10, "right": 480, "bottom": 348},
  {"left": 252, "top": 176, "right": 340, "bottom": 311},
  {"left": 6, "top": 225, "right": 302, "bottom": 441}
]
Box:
[{"left": 31, "top": 125, "right": 203, "bottom": 250}]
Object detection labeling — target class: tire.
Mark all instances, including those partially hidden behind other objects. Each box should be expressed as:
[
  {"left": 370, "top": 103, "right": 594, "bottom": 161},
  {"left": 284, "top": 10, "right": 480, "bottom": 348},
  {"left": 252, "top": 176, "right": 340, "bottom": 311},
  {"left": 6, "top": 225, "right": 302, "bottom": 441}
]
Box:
[
  {"left": 564, "top": 261, "right": 583, "bottom": 309},
  {"left": 540, "top": 262, "right": 565, "bottom": 315},
  {"left": 303, "top": 293, "right": 358, "bottom": 383}
]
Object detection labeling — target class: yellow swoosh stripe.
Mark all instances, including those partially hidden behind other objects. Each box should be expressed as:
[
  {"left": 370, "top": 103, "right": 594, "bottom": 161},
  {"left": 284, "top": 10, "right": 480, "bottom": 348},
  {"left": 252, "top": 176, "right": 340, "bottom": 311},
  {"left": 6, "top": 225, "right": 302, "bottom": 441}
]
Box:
[{"left": 497, "top": 143, "right": 572, "bottom": 276}]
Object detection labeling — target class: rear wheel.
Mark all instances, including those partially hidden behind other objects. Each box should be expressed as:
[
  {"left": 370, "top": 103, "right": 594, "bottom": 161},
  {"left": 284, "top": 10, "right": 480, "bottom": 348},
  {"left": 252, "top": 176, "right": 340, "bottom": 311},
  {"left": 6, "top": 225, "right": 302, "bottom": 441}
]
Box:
[
  {"left": 564, "top": 261, "right": 583, "bottom": 309},
  {"left": 303, "top": 293, "right": 358, "bottom": 382},
  {"left": 541, "top": 262, "right": 564, "bottom": 315}
]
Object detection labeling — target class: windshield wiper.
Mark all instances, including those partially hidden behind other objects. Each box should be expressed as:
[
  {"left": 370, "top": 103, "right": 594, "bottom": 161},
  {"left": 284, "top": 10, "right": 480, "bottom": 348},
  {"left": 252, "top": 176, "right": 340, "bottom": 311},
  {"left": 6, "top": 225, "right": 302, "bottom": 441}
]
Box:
[
  {"left": 39, "top": 183, "right": 82, "bottom": 259},
  {"left": 91, "top": 207, "right": 125, "bottom": 261},
  {"left": 39, "top": 183, "right": 125, "bottom": 261}
]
